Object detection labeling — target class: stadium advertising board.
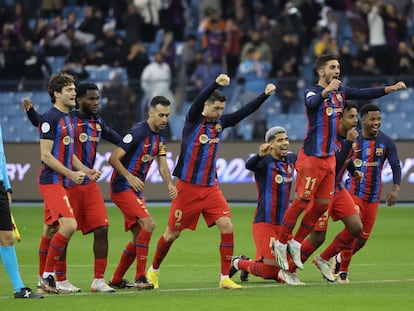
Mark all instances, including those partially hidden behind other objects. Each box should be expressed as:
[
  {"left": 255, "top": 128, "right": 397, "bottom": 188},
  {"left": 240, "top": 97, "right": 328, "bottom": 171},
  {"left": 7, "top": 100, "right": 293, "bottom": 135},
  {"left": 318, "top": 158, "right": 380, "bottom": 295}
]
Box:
[{"left": 5, "top": 142, "right": 414, "bottom": 202}]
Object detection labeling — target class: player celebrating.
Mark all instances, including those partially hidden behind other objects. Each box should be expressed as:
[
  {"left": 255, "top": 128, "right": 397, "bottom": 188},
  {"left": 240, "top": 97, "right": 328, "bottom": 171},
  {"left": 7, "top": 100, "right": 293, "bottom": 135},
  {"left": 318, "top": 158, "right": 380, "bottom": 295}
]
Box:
[
  {"left": 38, "top": 73, "right": 99, "bottom": 294},
  {"left": 24, "top": 83, "right": 122, "bottom": 293},
  {"left": 229, "top": 126, "right": 304, "bottom": 286},
  {"left": 147, "top": 74, "right": 276, "bottom": 290},
  {"left": 108, "top": 96, "right": 177, "bottom": 290},
  {"left": 273, "top": 54, "right": 407, "bottom": 271},
  {"left": 333, "top": 103, "right": 402, "bottom": 283},
  {"left": 297, "top": 101, "right": 364, "bottom": 281}
]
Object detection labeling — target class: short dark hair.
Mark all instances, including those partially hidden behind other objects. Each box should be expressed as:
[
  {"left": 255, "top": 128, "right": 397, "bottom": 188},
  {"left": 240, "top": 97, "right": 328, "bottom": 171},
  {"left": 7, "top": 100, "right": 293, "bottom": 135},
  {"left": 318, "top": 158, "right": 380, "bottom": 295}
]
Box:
[
  {"left": 315, "top": 53, "right": 339, "bottom": 71},
  {"left": 360, "top": 103, "right": 381, "bottom": 117},
  {"left": 48, "top": 72, "right": 75, "bottom": 103},
  {"left": 76, "top": 83, "right": 99, "bottom": 98},
  {"left": 150, "top": 96, "right": 170, "bottom": 109},
  {"left": 344, "top": 100, "right": 358, "bottom": 112},
  {"left": 207, "top": 90, "right": 226, "bottom": 103}
]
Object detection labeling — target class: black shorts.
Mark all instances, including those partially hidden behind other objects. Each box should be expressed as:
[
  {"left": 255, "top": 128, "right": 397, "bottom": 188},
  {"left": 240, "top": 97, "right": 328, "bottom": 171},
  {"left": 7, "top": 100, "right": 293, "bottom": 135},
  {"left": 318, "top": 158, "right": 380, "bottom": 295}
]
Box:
[{"left": 0, "top": 182, "right": 12, "bottom": 231}]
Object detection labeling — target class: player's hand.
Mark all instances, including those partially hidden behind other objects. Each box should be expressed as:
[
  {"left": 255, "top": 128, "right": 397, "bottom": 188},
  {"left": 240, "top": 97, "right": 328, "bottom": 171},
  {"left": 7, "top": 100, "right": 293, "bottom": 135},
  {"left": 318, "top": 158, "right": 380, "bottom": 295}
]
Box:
[
  {"left": 127, "top": 175, "right": 145, "bottom": 192},
  {"left": 393, "top": 81, "right": 407, "bottom": 91},
  {"left": 216, "top": 74, "right": 230, "bottom": 86},
  {"left": 265, "top": 83, "right": 276, "bottom": 96},
  {"left": 326, "top": 78, "right": 341, "bottom": 93},
  {"left": 168, "top": 184, "right": 177, "bottom": 199},
  {"left": 22, "top": 97, "right": 33, "bottom": 112},
  {"left": 88, "top": 169, "right": 101, "bottom": 181},
  {"left": 259, "top": 143, "right": 271, "bottom": 157},
  {"left": 346, "top": 127, "right": 359, "bottom": 142},
  {"left": 353, "top": 170, "right": 364, "bottom": 183},
  {"left": 71, "top": 171, "right": 86, "bottom": 184},
  {"left": 385, "top": 191, "right": 398, "bottom": 206}
]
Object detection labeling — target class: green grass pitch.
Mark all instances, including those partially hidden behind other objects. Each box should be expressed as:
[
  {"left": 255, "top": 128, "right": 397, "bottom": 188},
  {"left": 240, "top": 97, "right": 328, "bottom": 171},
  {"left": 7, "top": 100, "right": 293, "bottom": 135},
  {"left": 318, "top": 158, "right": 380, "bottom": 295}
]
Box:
[{"left": 1, "top": 203, "right": 413, "bottom": 310}]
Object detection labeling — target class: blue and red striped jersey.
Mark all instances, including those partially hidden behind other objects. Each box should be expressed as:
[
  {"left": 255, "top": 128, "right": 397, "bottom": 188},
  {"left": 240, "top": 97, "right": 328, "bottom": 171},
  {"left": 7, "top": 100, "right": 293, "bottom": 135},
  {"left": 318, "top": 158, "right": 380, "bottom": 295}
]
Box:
[
  {"left": 303, "top": 85, "right": 386, "bottom": 157},
  {"left": 346, "top": 130, "right": 401, "bottom": 203},
  {"left": 334, "top": 134, "right": 355, "bottom": 191},
  {"left": 38, "top": 107, "right": 74, "bottom": 188},
  {"left": 246, "top": 153, "right": 297, "bottom": 225},
  {"left": 110, "top": 121, "right": 167, "bottom": 195},
  {"left": 173, "top": 81, "right": 270, "bottom": 186}
]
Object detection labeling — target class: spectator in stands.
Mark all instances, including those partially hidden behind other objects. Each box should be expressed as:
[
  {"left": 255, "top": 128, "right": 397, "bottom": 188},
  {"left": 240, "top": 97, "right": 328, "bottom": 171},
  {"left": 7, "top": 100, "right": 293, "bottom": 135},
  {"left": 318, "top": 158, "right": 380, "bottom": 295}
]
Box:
[
  {"left": 134, "top": 0, "right": 161, "bottom": 43},
  {"left": 78, "top": 6, "right": 105, "bottom": 40},
  {"left": 0, "top": 35, "right": 21, "bottom": 91},
  {"left": 394, "top": 41, "right": 414, "bottom": 75},
  {"left": 122, "top": 3, "right": 144, "bottom": 48},
  {"left": 240, "top": 29, "right": 272, "bottom": 67},
  {"left": 203, "top": 18, "right": 226, "bottom": 68},
  {"left": 20, "top": 39, "right": 52, "bottom": 90},
  {"left": 160, "top": 31, "right": 176, "bottom": 76},
  {"left": 224, "top": 18, "right": 243, "bottom": 78},
  {"left": 158, "top": 0, "right": 190, "bottom": 42},
  {"left": 141, "top": 51, "right": 176, "bottom": 119},
  {"left": 40, "top": 0, "right": 63, "bottom": 19},
  {"left": 299, "top": 0, "right": 323, "bottom": 49},
  {"left": 101, "top": 72, "right": 137, "bottom": 135},
  {"left": 191, "top": 53, "right": 223, "bottom": 93}
]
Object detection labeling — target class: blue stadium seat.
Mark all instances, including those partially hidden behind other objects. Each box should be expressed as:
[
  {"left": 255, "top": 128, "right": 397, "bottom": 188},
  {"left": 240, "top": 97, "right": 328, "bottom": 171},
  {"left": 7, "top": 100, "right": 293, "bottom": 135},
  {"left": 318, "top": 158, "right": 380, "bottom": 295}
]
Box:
[{"left": 168, "top": 114, "right": 185, "bottom": 141}]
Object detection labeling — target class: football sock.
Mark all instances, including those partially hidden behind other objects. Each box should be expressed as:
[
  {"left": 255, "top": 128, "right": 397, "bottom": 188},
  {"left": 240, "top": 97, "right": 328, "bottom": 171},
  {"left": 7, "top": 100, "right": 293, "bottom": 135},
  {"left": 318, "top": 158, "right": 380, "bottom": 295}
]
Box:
[
  {"left": 220, "top": 233, "right": 234, "bottom": 276},
  {"left": 238, "top": 260, "right": 279, "bottom": 280},
  {"left": 111, "top": 242, "right": 135, "bottom": 284},
  {"left": 38, "top": 235, "right": 51, "bottom": 276},
  {"left": 43, "top": 232, "right": 69, "bottom": 275},
  {"left": 94, "top": 258, "right": 107, "bottom": 279},
  {"left": 300, "top": 238, "right": 318, "bottom": 263},
  {"left": 135, "top": 230, "right": 152, "bottom": 280},
  {"left": 279, "top": 199, "right": 308, "bottom": 243},
  {"left": 339, "top": 244, "right": 355, "bottom": 273},
  {"left": 152, "top": 236, "right": 173, "bottom": 270},
  {"left": 320, "top": 228, "right": 355, "bottom": 261},
  {"left": 55, "top": 259, "right": 67, "bottom": 282},
  {"left": 294, "top": 202, "right": 329, "bottom": 243},
  {"left": 0, "top": 245, "right": 25, "bottom": 292}
]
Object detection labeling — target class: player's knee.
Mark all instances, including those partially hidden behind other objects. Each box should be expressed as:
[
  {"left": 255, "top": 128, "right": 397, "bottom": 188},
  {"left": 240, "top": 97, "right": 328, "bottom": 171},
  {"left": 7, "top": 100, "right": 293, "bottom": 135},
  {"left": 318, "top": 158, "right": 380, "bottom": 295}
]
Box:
[
  {"left": 349, "top": 223, "right": 363, "bottom": 237},
  {"left": 310, "top": 231, "right": 326, "bottom": 247},
  {"left": 93, "top": 225, "right": 109, "bottom": 238}
]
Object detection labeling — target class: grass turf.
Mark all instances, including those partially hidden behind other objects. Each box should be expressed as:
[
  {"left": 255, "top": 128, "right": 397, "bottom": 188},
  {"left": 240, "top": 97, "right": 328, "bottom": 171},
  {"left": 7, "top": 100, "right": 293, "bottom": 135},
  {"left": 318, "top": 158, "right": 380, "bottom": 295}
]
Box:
[{"left": 1, "top": 204, "right": 413, "bottom": 310}]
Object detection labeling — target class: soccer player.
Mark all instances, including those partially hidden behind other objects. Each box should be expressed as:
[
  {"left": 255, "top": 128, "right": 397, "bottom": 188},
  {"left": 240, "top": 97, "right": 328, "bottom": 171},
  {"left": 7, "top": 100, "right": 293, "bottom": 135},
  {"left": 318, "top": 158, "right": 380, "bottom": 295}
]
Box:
[
  {"left": 23, "top": 83, "right": 122, "bottom": 292},
  {"left": 298, "top": 101, "right": 364, "bottom": 281},
  {"left": 332, "top": 103, "right": 402, "bottom": 283},
  {"left": 0, "top": 121, "right": 43, "bottom": 299},
  {"left": 108, "top": 96, "right": 177, "bottom": 290},
  {"left": 37, "top": 73, "right": 100, "bottom": 294},
  {"left": 229, "top": 126, "right": 304, "bottom": 286},
  {"left": 147, "top": 74, "right": 276, "bottom": 290},
  {"left": 273, "top": 54, "right": 406, "bottom": 271}
]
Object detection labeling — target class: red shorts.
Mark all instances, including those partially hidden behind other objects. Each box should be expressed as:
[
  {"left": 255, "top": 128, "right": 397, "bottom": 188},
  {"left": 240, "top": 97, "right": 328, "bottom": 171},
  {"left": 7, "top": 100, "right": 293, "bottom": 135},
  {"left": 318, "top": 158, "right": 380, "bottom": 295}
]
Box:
[
  {"left": 313, "top": 188, "right": 359, "bottom": 232},
  {"left": 68, "top": 183, "right": 109, "bottom": 234},
  {"left": 38, "top": 184, "right": 75, "bottom": 226},
  {"left": 295, "top": 149, "right": 335, "bottom": 200},
  {"left": 110, "top": 189, "right": 151, "bottom": 232},
  {"left": 252, "top": 222, "right": 280, "bottom": 261},
  {"left": 167, "top": 179, "right": 230, "bottom": 231},
  {"left": 352, "top": 196, "right": 379, "bottom": 241}
]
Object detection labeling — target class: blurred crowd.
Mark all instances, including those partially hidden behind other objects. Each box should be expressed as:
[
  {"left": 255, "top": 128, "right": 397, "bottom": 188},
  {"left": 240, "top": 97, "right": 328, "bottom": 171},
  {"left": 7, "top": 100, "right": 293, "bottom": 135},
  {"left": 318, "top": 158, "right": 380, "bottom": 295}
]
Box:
[{"left": 1, "top": 0, "right": 414, "bottom": 128}]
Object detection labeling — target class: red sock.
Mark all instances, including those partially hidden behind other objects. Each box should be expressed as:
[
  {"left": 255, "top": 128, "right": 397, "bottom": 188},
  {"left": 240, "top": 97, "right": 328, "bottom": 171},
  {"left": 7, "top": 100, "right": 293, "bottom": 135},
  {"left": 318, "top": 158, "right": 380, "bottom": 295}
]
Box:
[
  {"left": 152, "top": 236, "right": 173, "bottom": 269},
  {"left": 301, "top": 238, "right": 317, "bottom": 263},
  {"left": 38, "top": 235, "right": 51, "bottom": 277},
  {"left": 220, "top": 233, "right": 234, "bottom": 275},
  {"left": 44, "top": 232, "right": 69, "bottom": 273},
  {"left": 294, "top": 202, "right": 329, "bottom": 243},
  {"left": 55, "top": 260, "right": 67, "bottom": 282},
  {"left": 320, "top": 228, "right": 355, "bottom": 261},
  {"left": 94, "top": 258, "right": 107, "bottom": 279},
  {"left": 239, "top": 260, "right": 279, "bottom": 280},
  {"left": 339, "top": 242, "right": 355, "bottom": 273},
  {"left": 279, "top": 199, "right": 308, "bottom": 243},
  {"left": 111, "top": 242, "right": 136, "bottom": 284},
  {"left": 352, "top": 238, "right": 366, "bottom": 255},
  {"left": 135, "top": 230, "right": 152, "bottom": 280}
]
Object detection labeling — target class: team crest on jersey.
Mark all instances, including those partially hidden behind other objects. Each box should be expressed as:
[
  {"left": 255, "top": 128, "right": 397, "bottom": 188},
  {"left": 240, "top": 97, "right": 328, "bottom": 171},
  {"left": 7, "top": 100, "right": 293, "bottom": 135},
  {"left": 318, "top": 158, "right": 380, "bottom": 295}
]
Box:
[
  {"left": 79, "top": 132, "right": 88, "bottom": 143},
  {"left": 215, "top": 124, "right": 222, "bottom": 132},
  {"left": 95, "top": 123, "right": 102, "bottom": 131},
  {"left": 199, "top": 134, "right": 209, "bottom": 144},
  {"left": 375, "top": 148, "right": 383, "bottom": 156},
  {"left": 62, "top": 135, "right": 72, "bottom": 145},
  {"left": 354, "top": 159, "right": 362, "bottom": 167},
  {"left": 141, "top": 154, "right": 151, "bottom": 162},
  {"left": 352, "top": 142, "right": 357, "bottom": 151},
  {"left": 335, "top": 93, "right": 342, "bottom": 102},
  {"left": 275, "top": 174, "right": 283, "bottom": 184},
  {"left": 41, "top": 122, "right": 50, "bottom": 133}
]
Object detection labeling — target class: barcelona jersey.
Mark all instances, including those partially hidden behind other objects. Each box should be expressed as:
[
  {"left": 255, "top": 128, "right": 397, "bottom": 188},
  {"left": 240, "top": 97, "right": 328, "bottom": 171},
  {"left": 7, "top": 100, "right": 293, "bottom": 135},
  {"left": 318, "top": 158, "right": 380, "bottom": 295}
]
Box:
[
  {"left": 110, "top": 121, "right": 167, "bottom": 195},
  {"left": 247, "top": 153, "right": 297, "bottom": 225},
  {"left": 38, "top": 107, "right": 74, "bottom": 188},
  {"left": 346, "top": 130, "right": 401, "bottom": 203}
]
